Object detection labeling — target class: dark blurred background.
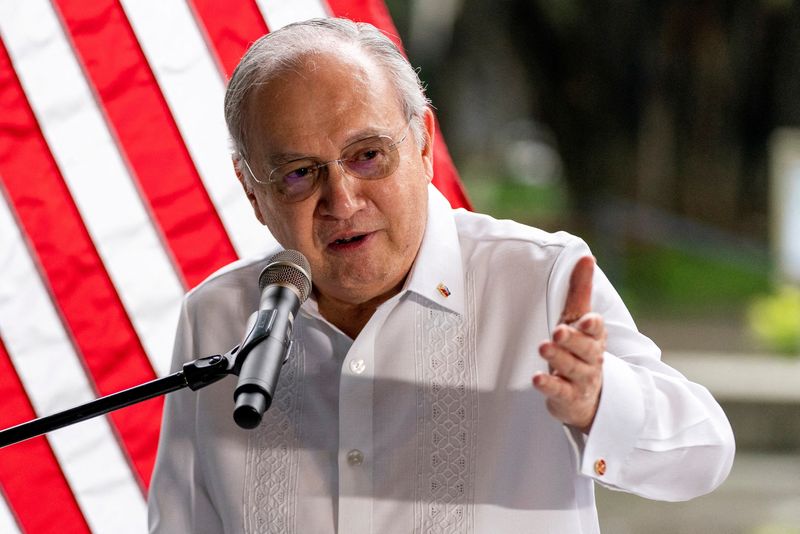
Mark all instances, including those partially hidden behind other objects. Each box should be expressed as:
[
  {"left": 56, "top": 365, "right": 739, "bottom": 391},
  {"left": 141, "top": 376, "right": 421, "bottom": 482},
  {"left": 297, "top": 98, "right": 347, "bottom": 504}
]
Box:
[{"left": 386, "top": 1, "right": 800, "bottom": 532}]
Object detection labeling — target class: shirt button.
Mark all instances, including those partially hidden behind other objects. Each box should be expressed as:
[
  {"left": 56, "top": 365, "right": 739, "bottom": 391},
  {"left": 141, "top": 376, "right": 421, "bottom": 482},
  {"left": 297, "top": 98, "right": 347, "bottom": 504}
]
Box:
[
  {"left": 346, "top": 449, "right": 364, "bottom": 466},
  {"left": 349, "top": 359, "right": 366, "bottom": 374},
  {"left": 594, "top": 458, "right": 607, "bottom": 476}
]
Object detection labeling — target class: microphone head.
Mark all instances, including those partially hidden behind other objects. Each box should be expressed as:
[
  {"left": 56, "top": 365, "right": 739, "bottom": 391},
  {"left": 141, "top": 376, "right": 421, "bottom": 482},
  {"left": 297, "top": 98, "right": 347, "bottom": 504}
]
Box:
[{"left": 258, "top": 249, "right": 312, "bottom": 302}]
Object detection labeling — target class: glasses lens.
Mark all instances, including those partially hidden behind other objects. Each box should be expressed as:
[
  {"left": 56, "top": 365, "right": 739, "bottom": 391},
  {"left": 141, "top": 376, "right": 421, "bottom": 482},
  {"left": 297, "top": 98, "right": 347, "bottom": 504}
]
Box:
[
  {"left": 264, "top": 131, "right": 404, "bottom": 203},
  {"left": 341, "top": 136, "right": 398, "bottom": 180},
  {"left": 270, "top": 160, "right": 319, "bottom": 201}
]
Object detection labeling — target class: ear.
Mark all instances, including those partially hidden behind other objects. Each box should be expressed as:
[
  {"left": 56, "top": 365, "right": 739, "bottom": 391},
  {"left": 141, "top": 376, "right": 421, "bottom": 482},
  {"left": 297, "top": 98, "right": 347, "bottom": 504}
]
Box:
[
  {"left": 420, "top": 108, "right": 436, "bottom": 184},
  {"left": 233, "top": 156, "right": 267, "bottom": 226}
]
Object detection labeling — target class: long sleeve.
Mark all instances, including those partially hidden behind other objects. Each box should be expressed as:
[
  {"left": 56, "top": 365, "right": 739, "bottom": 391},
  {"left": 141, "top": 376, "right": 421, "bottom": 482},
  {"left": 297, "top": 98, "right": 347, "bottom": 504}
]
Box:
[
  {"left": 147, "top": 298, "right": 224, "bottom": 533},
  {"left": 549, "top": 238, "right": 736, "bottom": 501}
]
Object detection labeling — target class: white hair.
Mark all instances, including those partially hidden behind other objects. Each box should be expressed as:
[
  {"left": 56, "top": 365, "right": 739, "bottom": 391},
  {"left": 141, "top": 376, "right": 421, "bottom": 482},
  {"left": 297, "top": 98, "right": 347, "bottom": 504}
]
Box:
[{"left": 224, "top": 18, "right": 431, "bottom": 181}]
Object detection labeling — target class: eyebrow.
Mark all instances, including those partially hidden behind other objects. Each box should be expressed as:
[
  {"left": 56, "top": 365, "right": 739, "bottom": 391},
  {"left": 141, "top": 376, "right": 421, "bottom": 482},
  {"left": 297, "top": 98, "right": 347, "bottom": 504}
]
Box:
[{"left": 268, "top": 152, "right": 312, "bottom": 166}]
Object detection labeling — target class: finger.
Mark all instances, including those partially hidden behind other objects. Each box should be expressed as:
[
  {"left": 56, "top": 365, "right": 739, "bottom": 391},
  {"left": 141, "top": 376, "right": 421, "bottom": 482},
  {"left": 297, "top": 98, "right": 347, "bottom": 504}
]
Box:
[
  {"left": 533, "top": 370, "right": 602, "bottom": 431},
  {"left": 532, "top": 371, "right": 570, "bottom": 399},
  {"left": 559, "top": 256, "right": 595, "bottom": 325},
  {"left": 575, "top": 312, "right": 606, "bottom": 339},
  {"left": 552, "top": 325, "right": 605, "bottom": 366},
  {"left": 539, "top": 341, "right": 597, "bottom": 382}
]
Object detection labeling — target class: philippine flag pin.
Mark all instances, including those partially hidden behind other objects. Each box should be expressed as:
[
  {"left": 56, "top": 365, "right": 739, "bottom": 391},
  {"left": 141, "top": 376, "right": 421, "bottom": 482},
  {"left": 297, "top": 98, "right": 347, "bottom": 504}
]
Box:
[{"left": 436, "top": 283, "right": 451, "bottom": 298}]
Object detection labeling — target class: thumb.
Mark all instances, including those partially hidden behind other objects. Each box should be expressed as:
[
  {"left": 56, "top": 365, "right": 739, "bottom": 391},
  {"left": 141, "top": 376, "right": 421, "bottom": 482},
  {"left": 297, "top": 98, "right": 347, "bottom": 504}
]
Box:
[{"left": 559, "top": 256, "right": 595, "bottom": 324}]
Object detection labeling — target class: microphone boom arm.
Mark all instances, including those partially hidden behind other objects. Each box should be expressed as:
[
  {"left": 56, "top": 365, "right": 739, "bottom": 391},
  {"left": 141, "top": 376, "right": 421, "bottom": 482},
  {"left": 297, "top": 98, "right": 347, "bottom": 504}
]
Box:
[{"left": 0, "top": 347, "right": 238, "bottom": 448}]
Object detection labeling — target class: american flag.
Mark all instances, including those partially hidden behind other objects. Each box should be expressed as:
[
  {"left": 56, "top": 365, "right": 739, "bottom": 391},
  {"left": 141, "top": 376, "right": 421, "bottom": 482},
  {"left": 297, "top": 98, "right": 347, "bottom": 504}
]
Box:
[{"left": 0, "top": 1, "right": 469, "bottom": 532}]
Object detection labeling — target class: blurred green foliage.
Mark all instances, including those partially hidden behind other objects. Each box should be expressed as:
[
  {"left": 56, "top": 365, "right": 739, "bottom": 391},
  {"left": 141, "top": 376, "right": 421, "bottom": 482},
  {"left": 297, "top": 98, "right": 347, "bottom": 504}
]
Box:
[
  {"left": 461, "top": 176, "right": 567, "bottom": 228},
  {"left": 751, "top": 523, "right": 800, "bottom": 534},
  {"left": 612, "top": 244, "right": 772, "bottom": 317},
  {"left": 748, "top": 285, "right": 800, "bottom": 356},
  {"left": 465, "top": 178, "right": 774, "bottom": 321}
]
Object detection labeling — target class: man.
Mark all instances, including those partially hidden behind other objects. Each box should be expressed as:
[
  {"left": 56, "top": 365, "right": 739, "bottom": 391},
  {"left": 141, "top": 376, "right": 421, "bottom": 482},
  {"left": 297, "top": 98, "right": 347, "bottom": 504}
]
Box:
[{"left": 148, "top": 18, "right": 734, "bottom": 533}]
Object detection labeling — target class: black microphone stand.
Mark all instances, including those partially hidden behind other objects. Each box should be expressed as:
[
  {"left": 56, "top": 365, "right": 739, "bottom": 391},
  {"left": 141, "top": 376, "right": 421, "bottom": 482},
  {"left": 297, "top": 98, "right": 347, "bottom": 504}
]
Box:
[{"left": 0, "top": 346, "right": 240, "bottom": 448}]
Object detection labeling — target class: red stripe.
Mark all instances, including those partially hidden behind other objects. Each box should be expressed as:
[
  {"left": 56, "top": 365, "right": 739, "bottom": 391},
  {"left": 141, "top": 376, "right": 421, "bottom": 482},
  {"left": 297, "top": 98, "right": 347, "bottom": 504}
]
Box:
[
  {"left": 326, "top": 0, "right": 472, "bottom": 210},
  {"left": 0, "top": 37, "right": 160, "bottom": 491},
  {"left": 0, "top": 338, "right": 91, "bottom": 534},
  {"left": 325, "top": 0, "right": 401, "bottom": 47},
  {"left": 188, "top": 0, "right": 270, "bottom": 78},
  {"left": 53, "top": 0, "right": 239, "bottom": 289},
  {"left": 429, "top": 121, "right": 471, "bottom": 210}
]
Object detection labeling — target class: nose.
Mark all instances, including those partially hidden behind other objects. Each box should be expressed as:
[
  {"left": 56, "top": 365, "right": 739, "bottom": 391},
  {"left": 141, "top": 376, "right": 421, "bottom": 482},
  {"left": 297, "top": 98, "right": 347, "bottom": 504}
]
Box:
[{"left": 316, "top": 160, "right": 366, "bottom": 219}]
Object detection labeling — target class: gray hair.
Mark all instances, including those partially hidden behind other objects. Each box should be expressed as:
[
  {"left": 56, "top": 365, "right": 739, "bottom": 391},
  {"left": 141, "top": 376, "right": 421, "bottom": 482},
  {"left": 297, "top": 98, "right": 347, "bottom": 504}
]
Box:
[{"left": 224, "top": 18, "right": 430, "bottom": 180}]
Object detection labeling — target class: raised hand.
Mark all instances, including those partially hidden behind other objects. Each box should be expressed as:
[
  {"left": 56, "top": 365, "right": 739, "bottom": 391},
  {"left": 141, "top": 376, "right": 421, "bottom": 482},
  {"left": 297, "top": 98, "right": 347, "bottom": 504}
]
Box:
[{"left": 532, "top": 256, "right": 606, "bottom": 433}]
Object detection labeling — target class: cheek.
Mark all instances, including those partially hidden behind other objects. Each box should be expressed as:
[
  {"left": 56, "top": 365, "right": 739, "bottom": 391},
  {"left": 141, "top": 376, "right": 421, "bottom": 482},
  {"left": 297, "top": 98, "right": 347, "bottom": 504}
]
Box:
[
  {"left": 257, "top": 195, "right": 313, "bottom": 249},
  {"left": 383, "top": 180, "right": 428, "bottom": 241},
  {"left": 270, "top": 217, "right": 310, "bottom": 249}
]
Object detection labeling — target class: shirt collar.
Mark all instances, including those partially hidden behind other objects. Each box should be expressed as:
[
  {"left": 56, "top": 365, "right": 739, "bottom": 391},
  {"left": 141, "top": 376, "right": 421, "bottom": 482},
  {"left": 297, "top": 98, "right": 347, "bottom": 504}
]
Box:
[
  {"left": 302, "top": 185, "right": 465, "bottom": 321},
  {"left": 402, "top": 184, "right": 465, "bottom": 316}
]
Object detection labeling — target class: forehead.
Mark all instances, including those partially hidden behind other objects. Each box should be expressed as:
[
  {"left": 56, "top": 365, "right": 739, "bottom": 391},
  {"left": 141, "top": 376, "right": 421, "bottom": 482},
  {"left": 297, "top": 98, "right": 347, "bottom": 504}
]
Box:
[{"left": 246, "top": 47, "right": 404, "bottom": 154}]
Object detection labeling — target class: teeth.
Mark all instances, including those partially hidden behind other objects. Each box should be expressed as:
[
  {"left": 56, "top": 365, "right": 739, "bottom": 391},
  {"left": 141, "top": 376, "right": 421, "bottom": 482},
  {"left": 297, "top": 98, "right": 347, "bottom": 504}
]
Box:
[{"left": 334, "top": 235, "right": 363, "bottom": 245}]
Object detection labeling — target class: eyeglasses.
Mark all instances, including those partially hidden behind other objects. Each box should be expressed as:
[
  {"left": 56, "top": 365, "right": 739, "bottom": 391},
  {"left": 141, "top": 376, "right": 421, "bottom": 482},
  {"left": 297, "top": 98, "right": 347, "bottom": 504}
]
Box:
[{"left": 241, "top": 125, "right": 410, "bottom": 203}]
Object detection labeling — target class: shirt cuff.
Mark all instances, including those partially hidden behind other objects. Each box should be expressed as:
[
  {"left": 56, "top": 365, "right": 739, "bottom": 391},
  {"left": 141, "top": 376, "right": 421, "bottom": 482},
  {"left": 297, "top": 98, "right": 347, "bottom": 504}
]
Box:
[{"left": 568, "top": 352, "right": 646, "bottom": 486}]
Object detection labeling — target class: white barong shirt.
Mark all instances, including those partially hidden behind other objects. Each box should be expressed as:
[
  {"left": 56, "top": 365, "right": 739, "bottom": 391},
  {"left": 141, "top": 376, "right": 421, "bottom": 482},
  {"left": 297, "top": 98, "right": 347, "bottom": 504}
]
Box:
[{"left": 148, "top": 185, "right": 735, "bottom": 533}]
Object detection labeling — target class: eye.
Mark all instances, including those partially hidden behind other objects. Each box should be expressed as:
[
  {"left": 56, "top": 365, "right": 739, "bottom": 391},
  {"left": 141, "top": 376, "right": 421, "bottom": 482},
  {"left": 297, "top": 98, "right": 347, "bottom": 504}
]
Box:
[
  {"left": 274, "top": 160, "right": 318, "bottom": 184},
  {"left": 284, "top": 166, "right": 312, "bottom": 181},
  {"left": 272, "top": 161, "right": 319, "bottom": 198},
  {"left": 354, "top": 147, "right": 382, "bottom": 161},
  {"left": 268, "top": 158, "right": 324, "bottom": 201},
  {"left": 350, "top": 143, "right": 389, "bottom": 165},
  {"left": 341, "top": 136, "right": 397, "bottom": 179}
]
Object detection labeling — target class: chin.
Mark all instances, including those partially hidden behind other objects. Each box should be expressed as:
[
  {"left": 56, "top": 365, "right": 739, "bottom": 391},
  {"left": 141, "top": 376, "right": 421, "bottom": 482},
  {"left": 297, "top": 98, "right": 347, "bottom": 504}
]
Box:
[{"left": 331, "top": 273, "right": 398, "bottom": 302}]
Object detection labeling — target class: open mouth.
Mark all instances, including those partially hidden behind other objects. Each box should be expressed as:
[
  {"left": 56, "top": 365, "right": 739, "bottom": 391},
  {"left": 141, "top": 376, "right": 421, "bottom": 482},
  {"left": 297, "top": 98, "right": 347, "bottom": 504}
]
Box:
[
  {"left": 333, "top": 234, "right": 366, "bottom": 245},
  {"left": 329, "top": 233, "right": 370, "bottom": 248}
]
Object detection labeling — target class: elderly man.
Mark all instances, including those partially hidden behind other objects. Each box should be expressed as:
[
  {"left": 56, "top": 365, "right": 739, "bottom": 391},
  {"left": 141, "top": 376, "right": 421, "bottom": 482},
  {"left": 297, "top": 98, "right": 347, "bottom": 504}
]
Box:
[{"left": 148, "top": 18, "right": 734, "bottom": 534}]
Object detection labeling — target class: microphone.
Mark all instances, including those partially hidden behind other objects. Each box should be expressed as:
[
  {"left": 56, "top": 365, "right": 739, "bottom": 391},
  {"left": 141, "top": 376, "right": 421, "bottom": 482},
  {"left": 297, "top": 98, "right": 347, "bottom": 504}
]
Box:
[{"left": 233, "top": 249, "right": 312, "bottom": 429}]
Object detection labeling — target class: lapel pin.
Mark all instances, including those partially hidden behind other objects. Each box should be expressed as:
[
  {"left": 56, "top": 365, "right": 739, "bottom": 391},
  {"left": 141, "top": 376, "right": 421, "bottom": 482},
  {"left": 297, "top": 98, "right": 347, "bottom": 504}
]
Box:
[{"left": 436, "top": 282, "right": 451, "bottom": 298}]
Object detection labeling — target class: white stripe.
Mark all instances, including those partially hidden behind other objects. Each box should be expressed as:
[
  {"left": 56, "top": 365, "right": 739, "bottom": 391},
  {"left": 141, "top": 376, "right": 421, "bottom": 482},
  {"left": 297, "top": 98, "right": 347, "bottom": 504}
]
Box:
[
  {"left": 119, "top": 0, "right": 278, "bottom": 260},
  {"left": 255, "top": 0, "right": 329, "bottom": 30},
  {"left": 0, "top": 193, "right": 147, "bottom": 534},
  {"left": 0, "top": 495, "right": 21, "bottom": 534},
  {"left": 0, "top": 0, "right": 183, "bottom": 377}
]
